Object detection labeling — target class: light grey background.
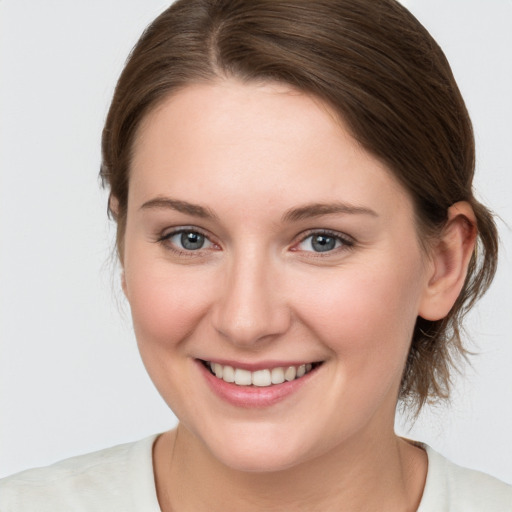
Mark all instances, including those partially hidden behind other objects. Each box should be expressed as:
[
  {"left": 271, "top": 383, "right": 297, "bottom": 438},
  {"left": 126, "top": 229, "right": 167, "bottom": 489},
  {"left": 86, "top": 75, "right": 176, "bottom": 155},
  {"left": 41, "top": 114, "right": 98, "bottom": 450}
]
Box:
[{"left": 1, "top": 0, "right": 511, "bottom": 482}]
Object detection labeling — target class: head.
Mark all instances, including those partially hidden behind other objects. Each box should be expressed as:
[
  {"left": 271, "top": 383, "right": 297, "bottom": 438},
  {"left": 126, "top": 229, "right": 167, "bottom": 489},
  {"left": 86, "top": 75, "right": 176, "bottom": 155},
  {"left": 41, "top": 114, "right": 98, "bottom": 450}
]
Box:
[{"left": 101, "top": 0, "right": 497, "bottom": 420}]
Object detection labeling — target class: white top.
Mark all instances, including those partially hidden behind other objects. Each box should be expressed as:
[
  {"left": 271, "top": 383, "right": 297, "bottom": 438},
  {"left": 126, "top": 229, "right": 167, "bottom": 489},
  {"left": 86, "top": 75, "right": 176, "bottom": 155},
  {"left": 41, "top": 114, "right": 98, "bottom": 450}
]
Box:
[{"left": 1, "top": 435, "right": 511, "bottom": 511}]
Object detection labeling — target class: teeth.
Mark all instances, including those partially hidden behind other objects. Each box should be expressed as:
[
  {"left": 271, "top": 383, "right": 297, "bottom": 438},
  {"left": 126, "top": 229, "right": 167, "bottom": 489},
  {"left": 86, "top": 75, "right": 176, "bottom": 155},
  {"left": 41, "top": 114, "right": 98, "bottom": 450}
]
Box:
[
  {"left": 284, "top": 366, "right": 296, "bottom": 381},
  {"left": 271, "top": 367, "right": 285, "bottom": 384},
  {"left": 234, "top": 368, "right": 252, "bottom": 386},
  {"left": 213, "top": 363, "right": 223, "bottom": 378},
  {"left": 207, "top": 361, "right": 316, "bottom": 387},
  {"left": 252, "top": 369, "right": 271, "bottom": 387},
  {"left": 222, "top": 365, "right": 235, "bottom": 383}
]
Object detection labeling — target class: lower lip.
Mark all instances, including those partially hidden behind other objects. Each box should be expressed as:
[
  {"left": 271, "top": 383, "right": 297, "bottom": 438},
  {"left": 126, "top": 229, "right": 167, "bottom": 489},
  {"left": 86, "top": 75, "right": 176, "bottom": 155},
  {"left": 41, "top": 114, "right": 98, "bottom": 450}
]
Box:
[{"left": 197, "top": 361, "right": 319, "bottom": 408}]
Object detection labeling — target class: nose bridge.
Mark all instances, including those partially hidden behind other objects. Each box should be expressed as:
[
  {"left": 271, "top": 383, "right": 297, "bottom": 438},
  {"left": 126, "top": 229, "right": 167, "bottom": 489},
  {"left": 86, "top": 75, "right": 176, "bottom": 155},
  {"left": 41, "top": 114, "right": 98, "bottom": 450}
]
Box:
[{"left": 213, "top": 245, "right": 290, "bottom": 346}]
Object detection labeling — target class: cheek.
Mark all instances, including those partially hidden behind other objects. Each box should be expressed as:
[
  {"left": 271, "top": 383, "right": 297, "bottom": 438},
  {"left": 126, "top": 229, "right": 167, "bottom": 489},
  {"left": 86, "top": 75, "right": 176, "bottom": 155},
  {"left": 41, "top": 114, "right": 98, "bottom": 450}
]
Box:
[
  {"left": 124, "top": 257, "right": 214, "bottom": 352},
  {"left": 293, "top": 257, "right": 425, "bottom": 374},
  {"left": 291, "top": 262, "right": 425, "bottom": 436}
]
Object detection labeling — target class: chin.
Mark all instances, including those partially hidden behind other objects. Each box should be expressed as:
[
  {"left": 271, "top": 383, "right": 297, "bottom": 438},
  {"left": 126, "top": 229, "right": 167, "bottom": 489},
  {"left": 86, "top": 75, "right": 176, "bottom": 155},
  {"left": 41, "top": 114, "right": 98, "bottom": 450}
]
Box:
[
  {"left": 196, "top": 421, "right": 320, "bottom": 473},
  {"left": 213, "top": 445, "right": 308, "bottom": 473}
]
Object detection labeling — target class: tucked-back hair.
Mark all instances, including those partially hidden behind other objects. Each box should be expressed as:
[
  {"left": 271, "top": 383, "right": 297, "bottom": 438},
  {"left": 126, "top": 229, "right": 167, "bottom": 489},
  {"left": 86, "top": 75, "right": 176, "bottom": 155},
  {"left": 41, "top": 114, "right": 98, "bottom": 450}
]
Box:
[{"left": 100, "top": 0, "right": 498, "bottom": 411}]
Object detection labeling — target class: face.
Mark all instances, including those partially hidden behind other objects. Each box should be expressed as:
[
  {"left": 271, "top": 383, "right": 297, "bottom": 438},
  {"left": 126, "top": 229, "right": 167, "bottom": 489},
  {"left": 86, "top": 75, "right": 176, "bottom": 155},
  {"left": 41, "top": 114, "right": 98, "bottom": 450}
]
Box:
[{"left": 122, "top": 80, "right": 433, "bottom": 472}]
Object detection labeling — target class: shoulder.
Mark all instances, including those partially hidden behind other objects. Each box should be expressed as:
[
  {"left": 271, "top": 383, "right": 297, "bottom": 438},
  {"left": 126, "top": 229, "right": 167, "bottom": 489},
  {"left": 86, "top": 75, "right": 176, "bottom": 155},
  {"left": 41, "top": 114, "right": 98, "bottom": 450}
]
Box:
[
  {"left": 0, "top": 435, "right": 161, "bottom": 512},
  {"left": 418, "top": 445, "right": 512, "bottom": 511}
]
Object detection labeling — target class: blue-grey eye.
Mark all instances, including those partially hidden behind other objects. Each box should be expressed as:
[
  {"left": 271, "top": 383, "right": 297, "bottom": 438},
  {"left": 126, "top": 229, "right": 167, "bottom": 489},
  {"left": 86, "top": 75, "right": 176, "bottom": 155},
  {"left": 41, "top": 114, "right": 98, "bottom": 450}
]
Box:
[
  {"left": 180, "top": 231, "right": 205, "bottom": 250},
  {"left": 162, "top": 229, "right": 213, "bottom": 252},
  {"left": 297, "top": 232, "right": 346, "bottom": 253},
  {"left": 311, "top": 234, "right": 336, "bottom": 252}
]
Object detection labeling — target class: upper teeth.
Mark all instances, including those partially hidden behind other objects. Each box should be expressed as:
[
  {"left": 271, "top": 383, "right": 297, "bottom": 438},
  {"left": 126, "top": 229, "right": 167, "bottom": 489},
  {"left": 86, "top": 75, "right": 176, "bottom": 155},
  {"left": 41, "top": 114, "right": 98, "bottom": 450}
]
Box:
[{"left": 207, "top": 362, "right": 314, "bottom": 387}]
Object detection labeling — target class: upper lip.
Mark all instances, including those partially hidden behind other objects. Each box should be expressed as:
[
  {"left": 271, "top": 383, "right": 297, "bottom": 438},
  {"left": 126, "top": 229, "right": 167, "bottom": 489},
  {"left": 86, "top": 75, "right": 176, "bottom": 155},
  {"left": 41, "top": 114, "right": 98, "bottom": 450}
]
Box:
[{"left": 198, "top": 358, "right": 321, "bottom": 371}]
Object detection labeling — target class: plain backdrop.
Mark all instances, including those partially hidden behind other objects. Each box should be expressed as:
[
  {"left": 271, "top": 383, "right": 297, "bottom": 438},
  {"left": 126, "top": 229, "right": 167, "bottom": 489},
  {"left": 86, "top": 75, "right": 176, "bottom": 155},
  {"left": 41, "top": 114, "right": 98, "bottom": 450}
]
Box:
[{"left": 1, "top": 0, "right": 511, "bottom": 482}]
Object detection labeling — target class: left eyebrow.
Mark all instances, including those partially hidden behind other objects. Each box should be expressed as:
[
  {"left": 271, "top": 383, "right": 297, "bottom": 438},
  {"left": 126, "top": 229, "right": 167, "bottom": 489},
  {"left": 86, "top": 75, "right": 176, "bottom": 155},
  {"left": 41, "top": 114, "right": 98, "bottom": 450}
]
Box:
[
  {"left": 139, "top": 197, "right": 218, "bottom": 220},
  {"left": 282, "top": 202, "right": 378, "bottom": 223}
]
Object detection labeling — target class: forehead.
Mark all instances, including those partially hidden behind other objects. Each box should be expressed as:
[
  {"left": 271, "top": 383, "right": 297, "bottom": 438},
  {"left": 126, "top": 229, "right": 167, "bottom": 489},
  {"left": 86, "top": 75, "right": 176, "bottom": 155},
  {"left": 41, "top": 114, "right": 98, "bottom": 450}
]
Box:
[{"left": 129, "top": 80, "right": 412, "bottom": 220}]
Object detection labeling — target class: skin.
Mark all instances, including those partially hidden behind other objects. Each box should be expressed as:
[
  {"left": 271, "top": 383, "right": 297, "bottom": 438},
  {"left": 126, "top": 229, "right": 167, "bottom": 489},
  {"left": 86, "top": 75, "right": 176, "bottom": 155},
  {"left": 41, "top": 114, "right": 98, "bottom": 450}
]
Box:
[{"left": 120, "top": 80, "right": 476, "bottom": 511}]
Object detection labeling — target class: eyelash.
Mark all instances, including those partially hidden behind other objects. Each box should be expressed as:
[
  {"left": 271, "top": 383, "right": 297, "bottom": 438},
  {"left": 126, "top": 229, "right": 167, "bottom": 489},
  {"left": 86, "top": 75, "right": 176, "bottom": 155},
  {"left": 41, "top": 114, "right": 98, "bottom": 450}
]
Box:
[
  {"left": 155, "top": 227, "right": 355, "bottom": 257},
  {"left": 156, "top": 227, "right": 218, "bottom": 258},
  {"left": 292, "top": 229, "right": 355, "bottom": 256}
]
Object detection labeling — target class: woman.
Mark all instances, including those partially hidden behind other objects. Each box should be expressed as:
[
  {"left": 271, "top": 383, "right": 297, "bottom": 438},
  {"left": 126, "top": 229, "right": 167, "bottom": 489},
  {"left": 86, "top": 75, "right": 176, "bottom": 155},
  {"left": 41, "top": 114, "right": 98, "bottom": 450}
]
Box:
[{"left": 1, "top": 0, "right": 511, "bottom": 510}]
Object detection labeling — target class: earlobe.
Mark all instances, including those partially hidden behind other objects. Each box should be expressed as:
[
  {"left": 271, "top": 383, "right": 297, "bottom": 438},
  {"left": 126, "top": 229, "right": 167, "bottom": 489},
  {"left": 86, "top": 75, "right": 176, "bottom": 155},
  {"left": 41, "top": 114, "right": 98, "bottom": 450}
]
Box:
[
  {"left": 418, "top": 201, "right": 477, "bottom": 321},
  {"left": 109, "top": 195, "right": 120, "bottom": 219}
]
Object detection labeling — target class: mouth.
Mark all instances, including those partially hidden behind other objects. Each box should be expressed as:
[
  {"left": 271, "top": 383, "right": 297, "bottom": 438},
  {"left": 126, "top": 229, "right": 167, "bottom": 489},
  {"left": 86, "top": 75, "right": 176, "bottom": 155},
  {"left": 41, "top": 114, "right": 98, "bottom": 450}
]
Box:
[{"left": 200, "top": 360, "right": 323, "bottom": 387}]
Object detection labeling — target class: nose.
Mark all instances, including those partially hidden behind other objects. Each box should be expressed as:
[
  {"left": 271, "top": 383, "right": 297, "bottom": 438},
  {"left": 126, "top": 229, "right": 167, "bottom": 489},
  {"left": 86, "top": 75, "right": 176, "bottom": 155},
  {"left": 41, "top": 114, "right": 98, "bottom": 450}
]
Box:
[{"left": 212, "top": 252, "right": 291, "bottom": 347}]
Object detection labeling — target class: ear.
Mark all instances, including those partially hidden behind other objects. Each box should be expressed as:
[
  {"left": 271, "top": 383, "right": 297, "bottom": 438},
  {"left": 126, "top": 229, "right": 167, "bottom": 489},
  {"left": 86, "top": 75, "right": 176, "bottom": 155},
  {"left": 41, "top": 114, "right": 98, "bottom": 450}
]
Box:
[
  {"left": 109, "top": 194, "right": 120, "bottom": 219},
  {"left": 418, "top": 201, "right": 477, "bottom": 321}
]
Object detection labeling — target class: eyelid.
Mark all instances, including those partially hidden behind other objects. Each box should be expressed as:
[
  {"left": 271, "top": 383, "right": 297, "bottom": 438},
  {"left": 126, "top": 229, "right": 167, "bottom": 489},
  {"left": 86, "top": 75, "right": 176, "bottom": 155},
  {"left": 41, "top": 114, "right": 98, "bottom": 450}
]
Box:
[
  {"left": 291, "top": 229, "right": 355, "bottom": 253},
  {"left": 156, "top": 225, "right": 220, "bottom": 256},
  {"left": 154, "top": 226, "right": 354, "bottom": 257},
  {"left": 158, "top": 225, "right": 210, "bottom": 241}
]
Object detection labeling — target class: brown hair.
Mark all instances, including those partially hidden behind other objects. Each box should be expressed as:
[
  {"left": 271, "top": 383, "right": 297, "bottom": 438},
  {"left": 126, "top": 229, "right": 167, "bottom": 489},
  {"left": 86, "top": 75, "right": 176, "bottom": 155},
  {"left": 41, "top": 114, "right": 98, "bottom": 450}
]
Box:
[{"left": 100, "top": 0, "right": 498, "bottom": 411}]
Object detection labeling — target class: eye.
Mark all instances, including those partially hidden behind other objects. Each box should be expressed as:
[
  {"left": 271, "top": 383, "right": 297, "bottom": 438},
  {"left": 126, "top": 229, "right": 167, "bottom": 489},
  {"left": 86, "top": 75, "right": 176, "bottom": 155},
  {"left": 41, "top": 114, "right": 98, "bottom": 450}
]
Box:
[
  {"left": 176, "top": 231, "right": 207, "bottom": 250},
  {"left": 158, "top": 228, "right": 216, "bottom": 253},
  {"left": 295, "top": 231, "right": 353, "bottom": 253}
]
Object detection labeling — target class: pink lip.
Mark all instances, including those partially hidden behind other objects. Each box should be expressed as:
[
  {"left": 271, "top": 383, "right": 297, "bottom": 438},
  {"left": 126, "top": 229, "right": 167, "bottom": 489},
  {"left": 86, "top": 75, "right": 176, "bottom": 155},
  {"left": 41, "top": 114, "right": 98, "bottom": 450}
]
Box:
[{"left": 196, "top": 360, "right": 320, "bottom": 408}]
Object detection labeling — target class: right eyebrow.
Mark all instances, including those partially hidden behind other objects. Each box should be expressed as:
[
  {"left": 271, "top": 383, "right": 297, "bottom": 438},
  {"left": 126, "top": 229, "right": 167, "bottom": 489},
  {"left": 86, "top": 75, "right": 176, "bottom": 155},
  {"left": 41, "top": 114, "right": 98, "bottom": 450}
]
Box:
[
  {"left": 282, "top": 201, "right": 378, "bottom": 223},
  {"left": 139, "top": 196, "right": 218, "bottom": 220}
]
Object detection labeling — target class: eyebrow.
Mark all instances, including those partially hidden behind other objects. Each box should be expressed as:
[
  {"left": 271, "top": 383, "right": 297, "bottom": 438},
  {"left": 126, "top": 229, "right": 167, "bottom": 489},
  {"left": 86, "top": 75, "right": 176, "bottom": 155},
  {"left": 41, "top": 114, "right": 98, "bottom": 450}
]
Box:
[
  {"left": 140, "top": 197, "right": 218, "bottom": 219},
  {"left": 140, "top": 196, "right": 378, "bottom": 222},
  {"left": 282, "top": 202, "right": 378, "bottom": 222}
]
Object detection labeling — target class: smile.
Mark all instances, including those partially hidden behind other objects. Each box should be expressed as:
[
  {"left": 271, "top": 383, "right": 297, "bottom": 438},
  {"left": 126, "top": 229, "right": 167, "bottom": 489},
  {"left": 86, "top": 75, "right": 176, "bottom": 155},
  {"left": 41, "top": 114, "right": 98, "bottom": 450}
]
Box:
[{"left": 203, "top": 361, "right": 319, "bottom": 387}]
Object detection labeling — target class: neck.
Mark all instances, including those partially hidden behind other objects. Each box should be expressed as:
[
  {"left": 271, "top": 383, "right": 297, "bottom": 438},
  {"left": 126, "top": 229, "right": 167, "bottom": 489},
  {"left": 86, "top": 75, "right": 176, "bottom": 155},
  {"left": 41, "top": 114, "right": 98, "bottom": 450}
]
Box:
[{"left": 153, "top": 423, "right": 427, "bottom": 512}]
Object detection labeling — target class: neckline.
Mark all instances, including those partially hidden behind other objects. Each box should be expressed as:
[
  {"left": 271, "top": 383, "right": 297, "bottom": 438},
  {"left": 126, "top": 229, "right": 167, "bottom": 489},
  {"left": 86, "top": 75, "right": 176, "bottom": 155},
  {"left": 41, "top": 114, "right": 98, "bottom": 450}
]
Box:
[{"left": 145, "top": 434, "right": 439, "bottom": 511}]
